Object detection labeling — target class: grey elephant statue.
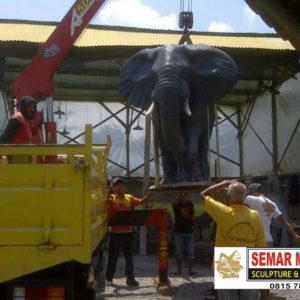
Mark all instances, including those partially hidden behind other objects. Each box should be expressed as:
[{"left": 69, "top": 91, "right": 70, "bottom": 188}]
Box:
[{"left": 118, "top": 44, "right": 238, "bottom": 185}]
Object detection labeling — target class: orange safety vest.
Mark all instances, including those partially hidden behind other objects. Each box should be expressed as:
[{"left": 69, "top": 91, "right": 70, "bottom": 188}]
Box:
[
  {"left": 108, "top": 193, "right": 141, "bottom": 233},
  {"left": 11, "top": 112, "right": 33, "bottom": 144},
  {"left": 29, "top": 111, "right": 43, "bottom": 144}
]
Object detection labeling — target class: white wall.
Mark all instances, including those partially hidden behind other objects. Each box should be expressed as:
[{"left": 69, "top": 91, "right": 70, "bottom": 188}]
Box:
[{"left": 242, "top": 74, "right": 300, "bottom": 176}]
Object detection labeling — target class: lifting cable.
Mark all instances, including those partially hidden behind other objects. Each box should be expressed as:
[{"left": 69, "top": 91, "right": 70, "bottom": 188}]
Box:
[{"left": 178, "top": 0, "right": 193, "bottom": 45}]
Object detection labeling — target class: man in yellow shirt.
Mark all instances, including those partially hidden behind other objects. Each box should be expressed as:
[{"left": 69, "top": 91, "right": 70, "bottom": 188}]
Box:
[
  {"left": 106, "top": 177, "right": 151, "bottom": 287},
  {"left": 200, "top": 180, "right": 266, "bottom": 300}
]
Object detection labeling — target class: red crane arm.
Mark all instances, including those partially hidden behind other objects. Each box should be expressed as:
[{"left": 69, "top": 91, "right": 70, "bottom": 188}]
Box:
[{"left": 13, "top": 0, "right": 107, "bottom": 101}]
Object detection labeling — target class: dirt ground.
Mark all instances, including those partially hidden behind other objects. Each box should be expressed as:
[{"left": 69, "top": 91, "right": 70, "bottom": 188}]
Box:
[{"left": 99, "top": 255, "right": 300, "bottom": 300}]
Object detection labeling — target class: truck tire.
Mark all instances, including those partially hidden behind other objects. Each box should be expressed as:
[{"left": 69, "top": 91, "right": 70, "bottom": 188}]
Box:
[
  {"left": 93, "top": 234, "right": 110, "bottom": 296},
  {"left": 77, "top": 234, "right": 109, "bottom": 300},
  {"left": 0, "top": 282, "right": 9, "bottom": 300},
  {"left": 69, "top": 262, "right": 93, "bottom": 300}
]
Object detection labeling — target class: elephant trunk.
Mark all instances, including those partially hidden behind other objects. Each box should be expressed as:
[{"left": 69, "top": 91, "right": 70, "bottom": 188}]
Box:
[
  {"left": 159, "top": 107, "right": 183, "bottom": 153},
  {"left": 155, "top": 71, "right": 190, "bottom": 166}
]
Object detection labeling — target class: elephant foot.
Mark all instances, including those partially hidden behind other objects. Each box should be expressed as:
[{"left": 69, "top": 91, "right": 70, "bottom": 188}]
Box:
[
  {"left": 199, "top": 175, "right": 209, "bottom": 182},
  {"left": 161, "top": 175, "right": 178, "bottom": 185},
  {"left": 175, "top": 174, "right": 203, "bottom": 184},
  {"left": 161, "top": 173, "right": 209, "bottom": 185},
  {"left": 177, "top": 174, "right": 189, "bottom": 183},
  {"left": 177, "top": 173, "right": 211, "bottom": 186},
  {"left": 189, "top": 176, "right": 200, "bottom": 182},
  {"left": 184, "top": 172, "right": 202, "bottom": 182}
]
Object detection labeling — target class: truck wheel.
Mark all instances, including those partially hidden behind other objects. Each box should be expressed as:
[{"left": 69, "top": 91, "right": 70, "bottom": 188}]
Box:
[
  {"left": 0, "top": 282, "right": 11, "bottom": 300},
  {"left": 83, "top": 288, "right": 96, "bottom": 300},
  {"left": 96, "top": 248, "right": 108, "bottom": 294},
  {"left": 96, "top": 236, "right": 109, "bottom": 295},
  {"left": 66, "top": 261, "right": 94, "bottom": 300},
  {"left": 75, "top": 264, "right": 96, "bottom": 300}
]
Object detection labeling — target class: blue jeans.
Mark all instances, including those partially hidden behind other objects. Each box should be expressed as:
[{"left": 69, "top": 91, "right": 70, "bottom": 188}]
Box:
[{"left": 174, "top": 232, "right": 194, "bottom": 259}]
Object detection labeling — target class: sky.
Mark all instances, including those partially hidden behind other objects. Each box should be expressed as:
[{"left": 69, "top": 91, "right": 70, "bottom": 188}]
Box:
[{"left": 1, "top": 0, "right": 275, "bottom": 33}]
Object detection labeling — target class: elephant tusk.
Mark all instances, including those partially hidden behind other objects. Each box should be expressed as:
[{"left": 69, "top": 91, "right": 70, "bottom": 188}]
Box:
[
  {"left": 184, "top": 100, "right": 192, "bottom": 116},
  {"left": 146, "top": 102, "right": 155, "bottom": 116}
]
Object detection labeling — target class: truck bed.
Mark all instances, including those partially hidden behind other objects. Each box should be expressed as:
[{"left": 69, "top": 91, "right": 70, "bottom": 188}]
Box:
[{"left": 0, "top": 125, "right": 110, "bottom": 283}]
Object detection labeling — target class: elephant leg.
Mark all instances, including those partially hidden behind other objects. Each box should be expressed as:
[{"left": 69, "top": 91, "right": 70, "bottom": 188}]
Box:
[
  {"left": 167, "top": 115, "right": 197, "bottom": 183},
  {"left": 198, "top": 145, "right": 209, "bottom": 181},
  {"left": 184, "top": 104, "right": 215, "bottom": 182},
  {"left": 156, "top": 106, "right": 187, "bottom": 184},
  {"left": 175, "top": 117, "right": 190, "bottom": 182},
  {"left": 186, "top": 154, "right": 201, "bottom": 181},
  {"left": 176, "top": 155, "right": 189, "bottom": 182},
  {"left": 153, "top": 119, "right": 178, "bottom": 184},
  {"left": 184, "top": 112, "right": 206, "bottom": 182},
  {"left": 198, "top": 104, "right": 215, "bottom": 181},
  {"left": 194, "top": 126, "right": 209, "bottom": 181},
  {"left": 185, "top": 134, "right": 202, "bottom": 181},
  {"left": 160, "top": 145, "right": 178, "bottom": 184}
]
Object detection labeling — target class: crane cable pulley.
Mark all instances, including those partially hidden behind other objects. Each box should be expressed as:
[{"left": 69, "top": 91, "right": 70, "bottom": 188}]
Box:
[
  {"left": 178, "top": 0, "right": 193, "bottom": 45},
  {"left": 179, "top": 0, "right": 193, "bottom": 30}
]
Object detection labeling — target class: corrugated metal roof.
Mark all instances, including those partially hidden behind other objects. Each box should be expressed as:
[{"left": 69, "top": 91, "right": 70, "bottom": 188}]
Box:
[
  {"left": 246, "top": 0, "right": 300, "bottom": 50},
  {"left": 0, "top": 20, "right": 295, "bottom": 50},
  {"left": 1, "top": 20, "right": 299, "bottom": 106}
]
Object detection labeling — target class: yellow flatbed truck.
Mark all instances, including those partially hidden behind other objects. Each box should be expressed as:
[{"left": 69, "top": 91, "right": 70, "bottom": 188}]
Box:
[{"left": 0, "top": 125, "right": 111, "bottom": 299}]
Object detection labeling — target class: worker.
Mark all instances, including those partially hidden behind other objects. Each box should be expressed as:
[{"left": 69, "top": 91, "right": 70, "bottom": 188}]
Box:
[
  {"left": 106, "top": 177, "right": 152, "bottom": 287},
  {"left": 245, "top": 183, "right": 300, "bottom": 247},
  {"left": 200, "top": 180, "right": 266, "bottom": 300},
  {"left": 245, "top": 183, "right": 300, "bottom": 300},
  {"left": 0, "top": 96, "right": 37, "bottom": 144},
  {"left": 172, "top": 192, "right": 199, "bottom": 276},
  {"left": 0, "top": 96, "right": 43, "bottom": 163},
  {"left": 29, "top": 110, "right": 44, "bottom": 144}
]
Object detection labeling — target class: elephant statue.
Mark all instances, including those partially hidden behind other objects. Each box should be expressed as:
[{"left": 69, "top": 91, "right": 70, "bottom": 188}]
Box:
[{"left": 118, "top": 44, "right": 238, "bottom": 185}]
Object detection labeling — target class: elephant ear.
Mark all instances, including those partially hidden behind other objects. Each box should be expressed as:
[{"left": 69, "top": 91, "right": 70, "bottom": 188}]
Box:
[
  {"left": 118, "top": 48, "right": 158, "bottom": 110},
  {"left": 186, "top": 44, "right": 239, "bottom": 104}
]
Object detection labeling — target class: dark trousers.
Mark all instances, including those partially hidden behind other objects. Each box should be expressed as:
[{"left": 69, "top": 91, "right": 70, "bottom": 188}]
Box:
[{"left": 106, "top": 232, "right": 134, "bottom": 281}]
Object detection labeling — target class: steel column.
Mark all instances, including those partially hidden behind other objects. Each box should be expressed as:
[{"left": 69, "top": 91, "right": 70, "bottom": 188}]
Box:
[
  {"left": 271, "top": 82, "right": 279, "bottom": 175},
  {"left": 237, "top": 105, "right": 244, "bottom": 177},
  {"left": 140, "top": 114, "right": 151, "bottom": 256}
]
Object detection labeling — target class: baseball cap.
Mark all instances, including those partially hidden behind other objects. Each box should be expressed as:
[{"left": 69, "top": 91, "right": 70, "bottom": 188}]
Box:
[
  {"left": 248, "top": 183, "right": 264, "bottom": 194},
  {"left": 111, "top": 177, "right": 125, "bottom": 187}
]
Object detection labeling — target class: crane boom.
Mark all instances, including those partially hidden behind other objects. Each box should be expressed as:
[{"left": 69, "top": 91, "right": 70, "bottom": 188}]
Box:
[
  {"left": 12, "top": 0, "right": 108, "bottom": 146},
  {"left": 13, "top": 0, "right": 107, "bottom": 100}
]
